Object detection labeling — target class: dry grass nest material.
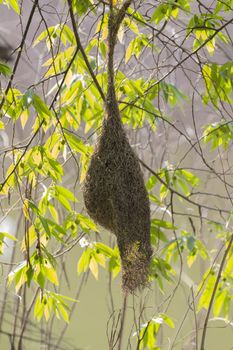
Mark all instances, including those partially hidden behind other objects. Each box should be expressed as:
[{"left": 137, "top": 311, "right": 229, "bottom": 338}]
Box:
[{"left": 83, "top": 109, "right": 152, "bottom": 293}]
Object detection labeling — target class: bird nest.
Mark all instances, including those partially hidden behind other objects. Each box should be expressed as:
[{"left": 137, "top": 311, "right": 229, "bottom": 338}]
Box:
[{"left": 83, "top": 109, "right": 152, "bottom": 293}]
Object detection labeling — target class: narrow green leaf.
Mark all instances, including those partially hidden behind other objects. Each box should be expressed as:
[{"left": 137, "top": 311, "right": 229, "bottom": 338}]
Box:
[
  {"left": 0, "top": 231, "right": 17, "bottom": 241},
  {"left": 146, "top": 175, "right": 158, "bottom": 191},
  {"left": 77, "top": 249, "right": 91, "bottom": 274},
  {"left": 55, "top": 185, "right": 78, "bottom": 202},
  {"left": 64, "top": 131, "right": 89, "bottom": 155},
  {"left": 0, "top": 62, "right": 12, "bottom": 76},
  {"left": 95, "top": 242, "right": 114, "bottom": 257},
  {"left": 37, "top": 271, "right": 45, "bottom": 289},
  {"left": 33, "top": 94, "right": 51, "bottom": 117},
  {"left": 8, "top": 0, "right": 20, "bottom": 14},
  {"left": 76, "top": 214, "right": 98, "bottom": 231},
  {"left": 151, "top": 219, "right": 176, "bottom": 230},
  {"left": 89, "top": 257, "right": 99, "bottom": 279}
]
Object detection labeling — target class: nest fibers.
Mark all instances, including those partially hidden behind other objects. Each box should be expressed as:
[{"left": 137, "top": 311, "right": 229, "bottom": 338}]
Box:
[{"left": 83, "top": 99, "right": 153, "bottom": 293}]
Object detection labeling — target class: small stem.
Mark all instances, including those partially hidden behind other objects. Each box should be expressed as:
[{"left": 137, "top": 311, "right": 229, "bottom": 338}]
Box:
[
  {"left": 200, "top": 233, "right": 233, "bottom": 350},
  {"left": 117, "top": 293, "right": 128, "bottom": 350},
  {"left": 17, "top": 288, "right": 39, "bottom": 350}
]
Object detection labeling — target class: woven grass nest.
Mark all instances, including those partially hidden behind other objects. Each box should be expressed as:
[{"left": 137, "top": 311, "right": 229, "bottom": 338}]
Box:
[
  {"left": 82, "top": 1, "right": 152, "bottom": 293},
  {"left": 83, "top": 100, "right": 152, "bottom": 293}
]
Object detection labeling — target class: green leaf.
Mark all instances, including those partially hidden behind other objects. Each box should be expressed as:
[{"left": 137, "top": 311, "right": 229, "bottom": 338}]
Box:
[
  {"left": 57, "top": 303, "right": 69, "bottom": 323},
  {"left": 109, "top": 255, "right": 121, "bottom": 279},
  {"left": 149, "top": 194, "right": 163, "bottom": 207},
  {"left": 3, "top": 0, "right": 20, "bottom": 13},
  {"left": 198, "top": 273, "right": 217, "bottom": 311},
  {"left": 150, "top": 257, "right": 174, "bottom": 286},
  {"left": 151, "top": 226, "right": 167, "bottom": 244},
  {"left": 34, "top": 291, "right": 74, "bottom": 323},
  {"left": 138, "top": 321, "right": 156, "bottom": 349},
  {"left": 214, "top": 289, "right": 227, "bottom": 317},
  {"left": 76, "top": 214, "right": 98, "bottom": 231},
  {"left": 77, "top": 248, "right": 91, "bottom": 274},
  {"left": 46, "top": 220, "right": 66, "bottom": 239},
  {"left": 0, "top": 62, "right": 12, "bottom": 76},
  {"left": 123, "top": 17, "right": 139, "bottom": 34},
  {"left": 93, "top": 251, "right": 105, "bottom": 267},
  {"left": 37, "top": 271, "right": 46, "bottom": 289},
  {"left": 125, "top": 39, "right": 135, "bottom": 64},
  {"left": 54, "top": 185, "right": 78, "bottom": 202},
  {"left": 50, "top": 292, "right": 78, "bottom": 303},
  {"left": 47, "top": 158, "right": 63, "bottom": 180},
  {"left": 39, "top": 216, "right": 51, "bottom": 237},
  {"left": 160, "top": 184, "right": 169, "bottom": 200},
  {"left": 151, "top": 219, "right": 176, "bottom": 230},
  {"left": 8, "top": 0, "right": 20, "bottom": 13},
  {"left": 203, "top": 122, "right": 233, "bottom": 150},
  {"left": 33, "top": 27, "right": 55, "bottom": 47},
  {"left": 42, "top": 264, "right": 59, "bottom": 286},
  {"left": 95, "top": 242, "right": 114, "bottom": 258},
  {"left": 33, "top": 94, "right": 51, "bottom": 117},
  {"left": 89, "top": 256, "right": 99, "bottom": 279},
  {"left": 0, "top": 231, "right": 17, "bottom": 241},
  {"left": 151, "top": 4, "right": 168, "bottom": 24},
  {"left": 61, "top": 25, "right": 75, "bottom": 45},
  {"left": 27, "top": 200, "right": 40, "bottom": 215},
  {"left": 72, "top": 0, "right": 92, "bottom": 16},
  {"left": 48, "top": 203, "right": 59, "bottom": 223},
  {"left": 26, "top": 266, "right": 34, "bottom": 287},
  {"left": 64, "top": 131, "right": 89, "bottom": 155},
  {"left": 15, "top": 266, "right": 27, "bottom": 291},
  {"left": 176, "top": 178, "right": 190, "bottom": 196},
  {"left": 34, "top": 295, "right": 44, "bottom": 321},
  {"left": 0, "top": 231, "right": 16, "bottom": 255},
  {"left": 159, "top": 313, "right": 175, "bottom": 328},
  {"left": 127, "top": 7, "right": 145, "bottom": 23},
  {"left": 8, "top": 261, "right": 27, "bottom": 291},
  {"left": 20, "top": 109, "right": 29, "bottom": 129},
  {"left": 57, "top": 195, "right": 72, "bottom": 211},
  {"left": 146, "top": 175, "right": 158, "bottom": 191},
  {"left": 180, "top": 170, "right": 199, "bottom": 186}
]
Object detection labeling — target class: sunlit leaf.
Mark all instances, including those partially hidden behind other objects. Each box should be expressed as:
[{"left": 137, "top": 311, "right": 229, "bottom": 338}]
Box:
[
  {"left": 0, "top": 62, "right": 12, "bottom": 76},
  {"left": 89, "top": 257, "right": 98, "bottom": 279},
  {"left": 77, "top": 248, "right": 91, "bottom": 274}
]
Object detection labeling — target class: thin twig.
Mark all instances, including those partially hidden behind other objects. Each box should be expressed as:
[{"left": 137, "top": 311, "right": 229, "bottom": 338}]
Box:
[
  {"left": 0, "top": 0, "right": 39, "bottom": 111},
  {"left": 117, "top": 293, "right": 128, "bottom": 350},
  {"left": 200, "top": 233, "right": 233, "bottom": 350},
  {"left": 17, "top": 288, "right": 39, "bottom": 350}
]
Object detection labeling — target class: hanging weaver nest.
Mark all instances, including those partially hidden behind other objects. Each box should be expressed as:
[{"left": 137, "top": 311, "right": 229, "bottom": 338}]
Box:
[
  {"left": 83, "top": 108, "right": 152, "bottom": 293},
  {"left": 82, "top": 1, "right": 152, "bottom": 293}
]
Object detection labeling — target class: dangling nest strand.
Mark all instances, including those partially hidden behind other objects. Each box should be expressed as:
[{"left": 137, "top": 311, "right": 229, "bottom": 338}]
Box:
[{"left": 82, "top": 1, "right": 152, "bottom": 293}]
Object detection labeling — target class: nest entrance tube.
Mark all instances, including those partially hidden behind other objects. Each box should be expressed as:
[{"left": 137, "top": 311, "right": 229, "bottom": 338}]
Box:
[{"left": 83, "top": 0, "right": 152, "bottom": 293}]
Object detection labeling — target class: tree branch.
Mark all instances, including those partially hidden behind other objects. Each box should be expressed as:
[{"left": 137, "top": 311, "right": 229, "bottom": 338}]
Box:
[{"left": 67, "top": 0, "right": 105, "bottom": 102}]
